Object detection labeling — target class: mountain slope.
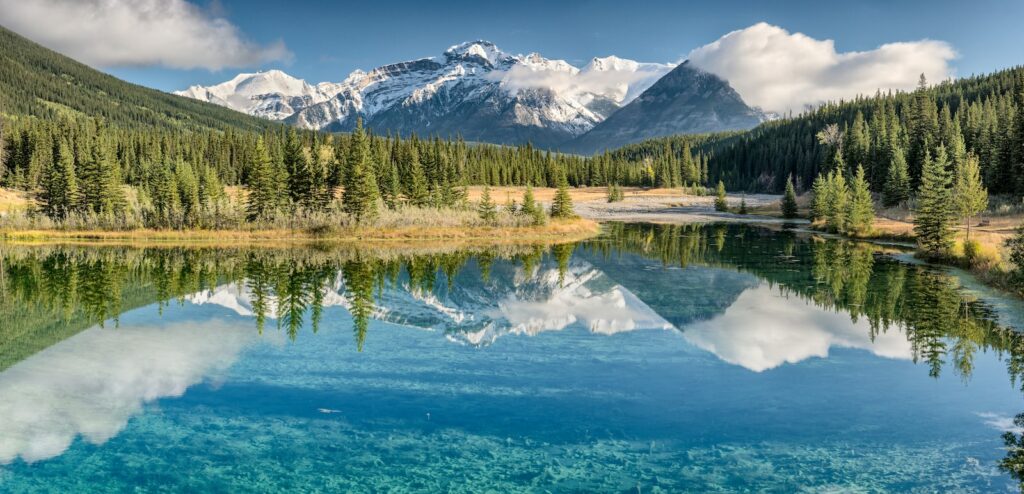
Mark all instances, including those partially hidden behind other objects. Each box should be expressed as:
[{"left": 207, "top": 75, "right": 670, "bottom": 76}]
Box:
[
  {"left": 569, "top": 61, "right": 765, "bottom": 154},
  {"left": 177, "top": 41, "right": 674, "bottom": 147},
  {"left": 0, "top": 25, "right": 279, "bottom": 132}
]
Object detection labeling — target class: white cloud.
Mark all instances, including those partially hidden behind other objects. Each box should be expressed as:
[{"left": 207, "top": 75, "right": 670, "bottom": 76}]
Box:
[
  {"left": 487, "top": 59, "right": 674, "bottom": 105},
  {"left": 687, "top": 23, "right": 957, "bottom": 114},
  {"left": 683, "top": 284, "right": 912, "bottom": 372},
  {"left": 0, "top": 319, "right": 258, "bottom": 464},
  {"left": 0, "top": 0, "right": 291, "bottom": 70}
]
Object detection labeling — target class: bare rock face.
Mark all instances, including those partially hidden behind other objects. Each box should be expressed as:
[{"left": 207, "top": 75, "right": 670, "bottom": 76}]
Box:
[{"left": 569, "top": 61, "right": 765, "bottom": 154}]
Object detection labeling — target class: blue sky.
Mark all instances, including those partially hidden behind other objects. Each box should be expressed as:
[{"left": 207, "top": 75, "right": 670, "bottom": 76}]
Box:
[{"left": 1, "top": 0, "right": 1021, "bottom": 93}]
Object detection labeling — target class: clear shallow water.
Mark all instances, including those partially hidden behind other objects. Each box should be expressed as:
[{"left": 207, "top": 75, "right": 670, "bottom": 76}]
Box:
[{"left": 2, "top": 223, "right": 1024, "bottom": 492}]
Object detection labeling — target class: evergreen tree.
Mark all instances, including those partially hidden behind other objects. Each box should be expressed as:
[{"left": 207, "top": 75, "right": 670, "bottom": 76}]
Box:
[
  {"left": 477, "top": 186, "right": 497, "bottom": 224},
  {"left": 151, "top": 163, "right": 180, "bottom": 227},
  {"left": 914, "top": 147, "right": 955, "bottom": 256},
  {"left": 953, "top": 152, "right": 988, "bottom": 241},
  {"left": 714, "top": 180, "right": 728, "bottom": 212},
  {"left": 1006, "top": 223, "right": 1024, "bottom": 288},
  {"left": 245, "top": 138, "right": 277, "bottom": 221},
  {"left": 283, "top": 129, "right": 311, "bottom": 206},
  {"left": 39, "top": 138, "right": 78, "bottom": 219},
  {"left": 824, "top": 170, "right": 849, "bottom": 233},
  {"left": 847, "top": 164, "right": 874, "bottom": 234},
  {"left": 403, "top": 145, "right": 429, "bottom": 207},
  {"left": 883, "top": 145, "right": 911, "bottom": 208},
  {"left": 811, "top": 173, "right": 830, "bottom": 221},
  {"left": 176, "top": 161, "right": 200, "bottom": 225},
  {"left": 521, "top": 185, "right": 545, "bottom": 225},
  {"left": 738, "top": 196, "right": 748, "bottom": 215},
  {"left": 549, "top": 172, "right": 575, "bottom": 219},
  {"left": 378, "top": 160, "right": 401, "bottom": 209},
  {"left": 342, "top": 120, "right": 379, "bottom": 223},
  {"left": 781, "top": 175, "right": 799, "bottom": 219}
]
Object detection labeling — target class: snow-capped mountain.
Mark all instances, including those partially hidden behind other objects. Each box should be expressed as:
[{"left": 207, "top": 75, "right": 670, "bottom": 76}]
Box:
[
  {"left": 175, "top": 41, "right": 674, "bottom": 147},
  {"left": 186, "top": 255, "right": 674, "bottom": 348},
  {"left": 175, "top": 69, "right": 340, "bottom": 121}
]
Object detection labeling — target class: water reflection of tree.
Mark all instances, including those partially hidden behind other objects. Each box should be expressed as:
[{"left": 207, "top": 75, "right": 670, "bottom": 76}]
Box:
[
  {"left": 0, "top": 244, "right": 574, "bottom": 358},
  {"left": 597, "top": 222, "right": 1024, "bottom": 490}
]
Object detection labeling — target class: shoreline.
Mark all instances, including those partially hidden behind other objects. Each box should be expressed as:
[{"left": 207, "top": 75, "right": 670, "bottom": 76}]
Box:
[{"left": 0, "top": 218, "right": 601, "bottom": 248}]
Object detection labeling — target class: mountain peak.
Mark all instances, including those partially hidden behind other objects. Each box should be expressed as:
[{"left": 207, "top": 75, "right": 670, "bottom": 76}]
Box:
[
  {"left": 585, "top": 56, "right": 639, "bottom": 73},
  {"left": 443, "top": 40, "right": 510, "bottom": 66}
]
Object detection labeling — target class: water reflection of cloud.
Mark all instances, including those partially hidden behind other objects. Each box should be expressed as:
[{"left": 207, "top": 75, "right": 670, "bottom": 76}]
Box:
[
  {"left": 0, "top": 320, "right": 255, "bottom": 464},
  {"left": 977, "top": 412, "right": 1024, "bottom": 435},
  {"left": 683, "top": 285, "right": 913, "bottom": 372}
]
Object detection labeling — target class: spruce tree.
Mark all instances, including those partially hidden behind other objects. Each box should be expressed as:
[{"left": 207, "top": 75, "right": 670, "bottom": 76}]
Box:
[
  {"left": 824, "top": 170, "right": 849, "bottom": 233},
  {"left": 550, "top": 172, "right": 575, "bottom": 219},
  {"left": 738, "top": 196, "right": 748, "bottom": 215},
  {"left": 953, "top": 152, "right": 988, "bottom": 241},
  {"left": 283, "top": 129, "right": 311, "bottom": 206},
  {"left": 404, "top": 146, "right": 429, "bottom": 207},
  {"left": 811, "top": 173, "right": 830, "bottom": 221},
  {"left": 521, "top": 185, "right": 545, "bottom": 225},
  {"left": 714, "top": 180, "right": 728, "bottom": 212},
  {"left": 847, "top": 164, "right": 874, "bottom": 234},
  {"left": 477, "top": 186, "right": 497, "bottom": 224},
  {"left": 246, "top": 138, "right": 277, "bottom": 221},
  {"left": 914, "top": 147, "right": 955, "bottom": 256},
  {"left": 342, "top": 120, "right": 379, "bottom": 223},
  {"left": 40, "top": 138, "right": 78, "bottom": 219},
  {"left": 152, "top": 164, "right": 180, "bottom": 227},
  {"left": 781, "top": 175, "right": 799, "bottom": 219},
  {"left": 883, "top": 145, "right": 911, "bottom": 208}
]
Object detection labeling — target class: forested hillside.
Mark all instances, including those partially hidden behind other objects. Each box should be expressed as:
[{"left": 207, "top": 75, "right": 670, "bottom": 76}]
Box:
[
  {"left": 0, "top": 26, "right": 278, "bottom": 132},
  {"left": 633, "top": 67, "right": 1024, "bottom": 194}
]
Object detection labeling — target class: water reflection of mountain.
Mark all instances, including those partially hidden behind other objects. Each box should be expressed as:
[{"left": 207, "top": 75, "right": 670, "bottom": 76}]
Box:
[{"left": 3, "top": 223, "right": 1024, "bottom": 382}]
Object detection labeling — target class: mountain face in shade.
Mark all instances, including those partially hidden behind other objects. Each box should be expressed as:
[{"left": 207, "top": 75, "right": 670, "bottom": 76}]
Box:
[{"left": 569, "top": 61, "right": 767, "bottom": 154}]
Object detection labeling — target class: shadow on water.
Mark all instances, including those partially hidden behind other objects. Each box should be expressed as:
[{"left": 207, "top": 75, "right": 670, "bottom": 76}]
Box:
[{"left": 4, "top": 223, "right": 1024, "bottom": 488}]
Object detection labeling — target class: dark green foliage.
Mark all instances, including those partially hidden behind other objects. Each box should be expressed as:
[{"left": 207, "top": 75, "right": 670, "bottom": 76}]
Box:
[
  {"left": 1007, "top": 224, "right": 1024, "bottom": 293},
  {"left": 847, "top": 164, "right": 874, "bottom": 234},
  {"left": 0, "top": 26, "right": 277, "bottom": 133},
  {"left": 738, "top": 196, "right": 748, "bottom": 215},
  {"left": 341, "top": 120, "right": 378, "bottom": 223},
  {"left": 679, "top": 67, "right": 1024, "bottom": 195},
  {"left": 246, "top": 138, "right": 278, "bottom": 221},
  {"left": 606, "top": 183, "right": 624, "bottom": 203},
  {"left": 883, "top": 145, "right": 911, "bottom": 208},
  {"left": 521, "top": 185, "right": 545, "bottom": 225},
  {"left": 549, "top": 171, "right": 575, "bottom": 219},
  {"left": 914, "top": 147, "right": 955, "bottom": 256},
  {"left": 714, "top": 181, "right": 728, "bottom": 212},
  {"left": 781, "top": 175, "right": 798, "bottom": 219},
  {"left": 477, "top": 186, "right": 497, "bottom": 224}
]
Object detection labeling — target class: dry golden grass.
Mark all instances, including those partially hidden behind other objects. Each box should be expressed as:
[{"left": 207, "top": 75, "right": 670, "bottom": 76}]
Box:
[
  {"left": 0, "top": 189, "right": 30, "bottom": 214},
  {"left": 0, "top": 218, "right": 600, "bottom": 248},
  {"left": 465, "top": 186, "right": 693, "bottom": 203}
]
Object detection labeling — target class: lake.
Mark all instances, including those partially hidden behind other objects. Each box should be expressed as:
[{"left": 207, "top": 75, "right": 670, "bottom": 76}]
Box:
[{"left": 2, "top": 222, "right": 1024, "bottom": 492}]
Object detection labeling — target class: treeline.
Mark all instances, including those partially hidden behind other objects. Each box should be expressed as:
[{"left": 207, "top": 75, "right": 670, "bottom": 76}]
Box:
[
  {"left": 690, "top": 67, "right": 1024, "bottom": 194},
  {"left": 0, "top": 111, "right": 672, "bottom": 228}
]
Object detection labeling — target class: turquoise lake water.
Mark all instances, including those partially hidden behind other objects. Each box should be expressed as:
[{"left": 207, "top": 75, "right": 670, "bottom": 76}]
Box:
[{"left": 2, "top": 222, "right": 1024, "bottom": 492}]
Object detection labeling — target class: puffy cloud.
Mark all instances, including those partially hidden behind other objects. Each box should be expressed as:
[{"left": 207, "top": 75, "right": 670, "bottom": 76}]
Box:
[
  {"left": 687, "top": 23, "right": 957, "bottom": 114},
  {"left": 683, "top": 284, "right": 912, "bottom": 372},
  {"left": 0, "top": 0, "right": 291, "bottom": 70},
  {"left": 487, "top": 59, "right": 674, "bottom": 105},
  {"left": 0, "top": 319, "right": 258, "bottom": 464}
]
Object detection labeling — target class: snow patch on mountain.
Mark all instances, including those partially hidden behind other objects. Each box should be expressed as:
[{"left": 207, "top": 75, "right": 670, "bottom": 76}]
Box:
[{"left": 175, "top": 41, "right": 675, "bottom": 140}]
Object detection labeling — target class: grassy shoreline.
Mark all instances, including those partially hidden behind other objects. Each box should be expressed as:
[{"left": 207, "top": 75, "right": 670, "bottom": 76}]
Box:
[{"left": 0, "top": 218, "right": 601, "bottom": 247}]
